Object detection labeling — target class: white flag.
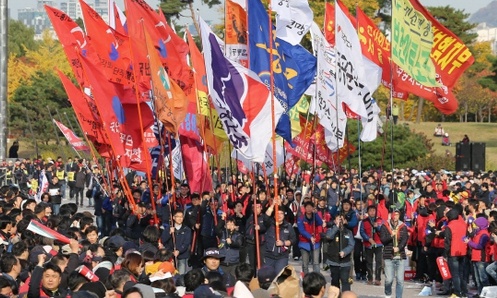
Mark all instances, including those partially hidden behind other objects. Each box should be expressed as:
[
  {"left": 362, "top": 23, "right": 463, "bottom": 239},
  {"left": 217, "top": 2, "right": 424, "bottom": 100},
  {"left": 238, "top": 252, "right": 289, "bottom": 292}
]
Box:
[
  {"left": 234, "top": 140, "right": 285, "bottom": 175},
  {"left": 360, "top": 99, "right": 381, "bottom": 142},
  {"left": 335, "top": 1, "right": 373, "bottom": 121},
  {"left": 271, "top": 0, "right": 313, "bottom": 45},
  {"left": 309, "top": 22, "right": 346, "bottom": 151},
  {"left": 335, "top": 1, "right": 380, "bottom": 142}
]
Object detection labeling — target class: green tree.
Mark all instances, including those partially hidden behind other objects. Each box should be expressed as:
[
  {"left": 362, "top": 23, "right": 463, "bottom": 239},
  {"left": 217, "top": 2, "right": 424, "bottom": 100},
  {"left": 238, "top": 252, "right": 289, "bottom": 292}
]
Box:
[
  {"left": 427, "top": 6, "right": 477, "bottom": 45},
  {"left": 345, "top": 120, "right": 432, "bottom": 170},
  {"left": 160, "top": 0, "right": 221, "bottom": 20},
  {"left": 7, "top": 20, "right": 38, "bottom": 57},
  {"left": 9, "top": 70, "right": 73, "bottom": 145}
]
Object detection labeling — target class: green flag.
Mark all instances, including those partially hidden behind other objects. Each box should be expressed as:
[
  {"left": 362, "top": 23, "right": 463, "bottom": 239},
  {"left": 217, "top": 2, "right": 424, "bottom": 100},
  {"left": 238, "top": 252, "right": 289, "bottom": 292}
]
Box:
[{"left": 392, "top": 0, "right": 439, "bottom": 87}]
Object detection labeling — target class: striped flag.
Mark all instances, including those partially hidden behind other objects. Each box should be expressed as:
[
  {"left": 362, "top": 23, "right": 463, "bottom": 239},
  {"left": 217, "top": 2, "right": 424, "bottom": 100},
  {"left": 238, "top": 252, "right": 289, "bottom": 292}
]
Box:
[{"left": 27, "top": 220, "right": 72, "bottom": 244}]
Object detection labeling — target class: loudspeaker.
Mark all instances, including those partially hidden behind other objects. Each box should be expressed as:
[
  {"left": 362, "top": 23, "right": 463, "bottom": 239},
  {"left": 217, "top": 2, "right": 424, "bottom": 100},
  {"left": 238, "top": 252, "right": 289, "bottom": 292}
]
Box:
[
  {"left": 471, "top": 143, "right": 486, "bottom": 172},
  {"left": 456, "top": 143, "right": 471, "bottom": 171}
]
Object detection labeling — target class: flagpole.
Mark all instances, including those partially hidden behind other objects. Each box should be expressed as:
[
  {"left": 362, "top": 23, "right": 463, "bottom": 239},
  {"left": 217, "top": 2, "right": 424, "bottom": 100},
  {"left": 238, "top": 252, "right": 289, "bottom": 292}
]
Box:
[
  {"left": 267, "top": 2, "right": 280, "bottom": 242},
  {"left": 389, "top": 0, "right": 395, "bottom": 171},
  {"left": 333, "top": 0, "right": 342, "bottom": 176},
  {"left": 47, "top": 106, "right": 61, "bottom": 145}
]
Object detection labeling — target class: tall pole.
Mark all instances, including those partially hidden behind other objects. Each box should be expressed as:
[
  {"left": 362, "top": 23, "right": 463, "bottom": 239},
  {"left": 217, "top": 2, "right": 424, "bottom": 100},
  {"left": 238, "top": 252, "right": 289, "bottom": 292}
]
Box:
[
  {"left": 46, "top": 106, "right": 61, "bottom": 144},
  {"left": 0, "top": 0, "right": 8, "bottom": 159}
]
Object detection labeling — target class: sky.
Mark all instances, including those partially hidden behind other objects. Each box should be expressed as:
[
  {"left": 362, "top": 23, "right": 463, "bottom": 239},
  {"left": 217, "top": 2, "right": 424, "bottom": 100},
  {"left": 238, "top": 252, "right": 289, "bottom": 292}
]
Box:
[{"left": 6, "top": 0, "right": 496, "bottom": 25}]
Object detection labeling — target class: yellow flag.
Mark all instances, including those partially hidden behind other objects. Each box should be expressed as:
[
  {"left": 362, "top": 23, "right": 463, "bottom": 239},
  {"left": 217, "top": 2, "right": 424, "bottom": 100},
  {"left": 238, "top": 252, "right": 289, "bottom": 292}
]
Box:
[{"left": 392, "top": 0, "right": 439, "bottom": 87}]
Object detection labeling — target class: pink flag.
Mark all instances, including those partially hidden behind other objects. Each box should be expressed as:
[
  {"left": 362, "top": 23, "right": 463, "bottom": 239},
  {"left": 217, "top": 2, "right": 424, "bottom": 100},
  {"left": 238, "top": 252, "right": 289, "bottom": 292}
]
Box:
[
  {"left": 180, "top": 135, "right": 213, "bottom": 193},
  {"left": 27, "top": 220, "right": 72, "bottom": 244},
  {"left": 53, "top": 119, "right": 90, "bottom": 152}
]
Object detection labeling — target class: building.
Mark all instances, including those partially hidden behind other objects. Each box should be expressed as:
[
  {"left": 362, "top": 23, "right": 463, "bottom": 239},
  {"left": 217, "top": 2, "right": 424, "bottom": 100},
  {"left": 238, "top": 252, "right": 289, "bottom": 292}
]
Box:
[
  {"left": 18, "top": 0, "right": 109, "bottom": 37},
  {"left": 59, "top": 0, "right": 109, "bottom": 24},
  {"left": 474, "top": 23, "right": 497, "bottom": 54},
  {"left": 18, "top": 7, "right": 51, "bottom": 36}
]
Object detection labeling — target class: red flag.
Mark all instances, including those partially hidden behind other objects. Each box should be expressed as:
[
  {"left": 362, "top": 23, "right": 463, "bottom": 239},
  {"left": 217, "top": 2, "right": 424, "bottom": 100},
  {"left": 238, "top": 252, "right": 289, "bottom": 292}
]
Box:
[
  {"left": 237, "top": 159, "right": 249, "bottom": 174},
  {"left": 124, "top": 0, "right": 193, "bottom": 93},
  {"left": 356, "top": 8, "right": 409, "bottom": 100},
  {"left": 180, "top": 135, "right": 213, "bottom": 193},
  {"left": 44, "top": 5, "right": 87, "bottom": 87},
  {"left": 79, "top": 55, "right": 154, "bottom": 169},
  {"left": 324, "top": 2, "right": 335, "bottom": 45},
  {"left": 285, "top": 156, "right": 300, "bottom": 177},
  {"left": 53, "top": 119, "right": 90, "bottom": 152},
  {"left": 57, "top": 70, "right": 107, "bottom": 146},
  {"left": 79, "top": 0, "right": 134, "bottom": 86}
]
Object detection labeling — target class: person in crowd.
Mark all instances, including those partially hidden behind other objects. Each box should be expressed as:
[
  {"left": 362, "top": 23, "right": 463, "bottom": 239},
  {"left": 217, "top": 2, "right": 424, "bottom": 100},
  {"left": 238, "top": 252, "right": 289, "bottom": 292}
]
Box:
[
  {"left": 298, "top": 201, "right": 323, "bottom": 274},
  {"left": 325, "top": 213, "right": 354, "bottom": 292},
  {"left": 161, "top": 209, "right": 191, "bottom": 275},
  {"left": 465, "top": 216, "right": 491, "bottom": 295},
  {"left": 360, "top": 205, "right": 384, "bottom": 285},
  {"left": 380, "top": 210, "right": 408, "bottom": 298},
  {"left": 245, "top": 201, "right": 270, "bottom": 274},
  {"left": 216, "top": 216, "right": 243, "bottom": 278}
]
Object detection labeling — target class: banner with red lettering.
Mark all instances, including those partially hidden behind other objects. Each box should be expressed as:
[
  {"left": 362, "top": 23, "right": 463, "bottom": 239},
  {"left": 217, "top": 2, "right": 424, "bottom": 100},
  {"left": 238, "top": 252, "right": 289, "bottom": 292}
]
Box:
[
  {"left": 393, "top": 0, "right": 474, "bottom": 114},
  {"left": 356, "top": 8, "right": 409, "bottom": 100}
]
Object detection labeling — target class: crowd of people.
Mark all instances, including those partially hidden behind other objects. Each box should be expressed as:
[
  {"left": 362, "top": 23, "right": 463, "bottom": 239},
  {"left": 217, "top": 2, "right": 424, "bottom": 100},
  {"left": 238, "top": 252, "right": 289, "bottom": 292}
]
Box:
[{"left": 1, "top": 156, "right": 497, "bottom": 298}]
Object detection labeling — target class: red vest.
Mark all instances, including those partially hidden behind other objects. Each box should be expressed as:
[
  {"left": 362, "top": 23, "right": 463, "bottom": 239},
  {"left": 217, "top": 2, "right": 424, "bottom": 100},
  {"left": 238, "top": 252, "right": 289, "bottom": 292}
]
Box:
[
  {"left": 471, "top": 229, "right": 490, "bottom": 262},
  {"left": 362, "top": 217, "right": 383, "bottom": 248},
  {"left": 447, "top": 217, "right": 468, "bottom": 257},
  {"left": 416, "top": 212, "right": 434, "bottom": 245},
  {"left": 298, "top": 215, "right": 323, "bottom": 244}
]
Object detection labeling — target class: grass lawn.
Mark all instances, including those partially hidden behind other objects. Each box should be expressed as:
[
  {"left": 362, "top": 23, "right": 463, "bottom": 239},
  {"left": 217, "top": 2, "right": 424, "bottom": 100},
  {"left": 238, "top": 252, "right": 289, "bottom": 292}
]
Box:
[{"left": 405, "top": 121, "right": 497, "bottom": 170}]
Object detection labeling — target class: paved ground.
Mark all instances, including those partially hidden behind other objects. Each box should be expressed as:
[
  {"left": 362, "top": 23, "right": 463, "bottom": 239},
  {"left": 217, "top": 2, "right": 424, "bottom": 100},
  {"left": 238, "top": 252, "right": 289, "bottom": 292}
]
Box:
[{"left": 287, "top": 259, "right": 436, "bottom": 298}]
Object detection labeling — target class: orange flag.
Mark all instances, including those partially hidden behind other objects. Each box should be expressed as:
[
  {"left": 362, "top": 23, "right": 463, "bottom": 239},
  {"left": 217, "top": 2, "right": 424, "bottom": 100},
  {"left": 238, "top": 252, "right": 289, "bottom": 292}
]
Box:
[{"left": 144, "top": 31, "right": 188, "bottom": 134}]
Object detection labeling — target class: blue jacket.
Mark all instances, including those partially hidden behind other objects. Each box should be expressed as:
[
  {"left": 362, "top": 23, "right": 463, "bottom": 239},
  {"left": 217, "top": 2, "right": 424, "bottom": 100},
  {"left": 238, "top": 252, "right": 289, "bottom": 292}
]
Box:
[{"left": 161, "top": 224, "right": 192, "bottom": 260}]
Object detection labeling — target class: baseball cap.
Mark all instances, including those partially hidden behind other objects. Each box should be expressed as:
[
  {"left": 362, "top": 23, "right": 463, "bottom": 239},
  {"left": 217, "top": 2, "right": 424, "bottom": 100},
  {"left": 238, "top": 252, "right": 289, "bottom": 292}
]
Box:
[
  {"left": 201, "top": 248, "right": 225, "bottom": 260},
  {"left": 257, "top": 265, "right": 276, "bottom": 284}
]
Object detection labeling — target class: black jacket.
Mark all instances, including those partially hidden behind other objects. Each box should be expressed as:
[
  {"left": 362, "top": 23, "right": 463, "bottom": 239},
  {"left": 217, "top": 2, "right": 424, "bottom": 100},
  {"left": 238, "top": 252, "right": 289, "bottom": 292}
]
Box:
[
  {"left": 380, "top": 220, "right": 408, "bottom": 260},
  {"left": 216, "top": 220, "right": 243, "bottom": 265}
]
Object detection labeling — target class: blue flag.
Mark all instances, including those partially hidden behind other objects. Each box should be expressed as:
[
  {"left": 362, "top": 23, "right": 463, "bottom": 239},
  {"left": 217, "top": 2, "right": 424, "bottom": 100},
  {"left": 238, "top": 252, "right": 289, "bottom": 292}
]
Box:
[{"left": 248, "top": 0, "right": 316, "bottom": 143}]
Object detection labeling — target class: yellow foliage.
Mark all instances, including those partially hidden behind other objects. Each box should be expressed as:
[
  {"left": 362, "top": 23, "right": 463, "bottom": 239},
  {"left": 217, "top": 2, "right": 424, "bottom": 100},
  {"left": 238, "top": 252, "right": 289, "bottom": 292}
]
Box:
[
  {"left": 24, "top": 30, "right": 72, "bottom": 74},
  {"left": 7, "top": 54, "right": 34, "bottom": 101},
  {"left": 8, "top": 30, "right": 72, "bottom": 101}
]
